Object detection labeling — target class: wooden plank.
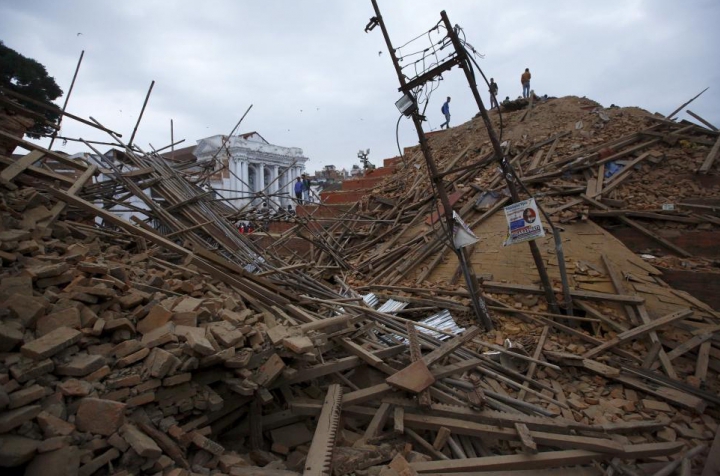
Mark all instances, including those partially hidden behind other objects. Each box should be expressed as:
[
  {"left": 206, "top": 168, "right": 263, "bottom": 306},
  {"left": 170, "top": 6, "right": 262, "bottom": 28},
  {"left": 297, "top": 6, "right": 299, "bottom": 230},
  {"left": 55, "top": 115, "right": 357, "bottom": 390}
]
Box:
[
  {"left": 634, "top": 304, "right": 677, "bottom": 379},
  {"left": 407, "top": 320, "right": 432, "bottom": 406},
  {"left": 583, "top": 308, "right": 693, "bottom": 359},
  {"left": 687, "top": 110, "right": 719, "bottom": 131},
  {"left": 304, "top": 384, "right": 342, "bottom": 476},
  {"left": 514, "top": 423, "right": 537, "bottom": 454},
  {"left": 344, "top": 383, "right": 394, "bottom": 406},
  {"left": 0, "top": 150, "right": 45, "bottom": 181},
  {"left": 420, "top": 470, "right": 600, "bottom": 476},
  {"left": 338, "top": 338, "right": 395, "bottom": 374},
  {"left": 409, "top": 443, "right": 683, "bottom": 473},
  {"left": 433, "top": 427, "right": 452, "bottom": 451},
  {"left": 517, "top": 326, "right": 549, "bottom": 402},
  {"left": 393, "top": 406, "right": 404, "bottom": 434},
  {"left": 405, "top": 428, "right": 450, "bottom": 461},
  {"left": 271, "top": 345, "right": 406, "bottom": 388},
  {"left": 550, "top": 380, "right": 576, "bottom": 422},
  {"left": 481, "top": 281, "right": 645, "bottom": 305},
  {"left": 363, "top": 402, "right": 391, "bottom": 440},
  {"left": 599, "top": 152, "right": 651, "bottom": 196},
  {"left": 658, "top": 332, "right": 713, "bottom": 364},
  {"left": 666, "top": 87, "right": 709, "bottom": 120},
  {"left": 0, "top": 129, "right": 88, "bottom": 171},
  {"left": 401, "top": 413, "right": 625, "bottom": 454},
  {"left": 422, "top": 326, "right": 481, "bottom": 367},
  {"left": 0, "top": 155, "right": 75, "bottom": 185},
  {"left": 602, "top": 254, "right": 676, "bottom": 378},
  {"left": 641, "top": 341, "right": 662, "bottom": 369},
  {"left": 610, "top": 374, "right": 706, "bottom": 413},
  {"left": 695, "top": 341, "right": 711, "bottom": 381},
  {"left": 699, "top": 135, "right": 720, "bottom": 174},
  {"left": 39, "top": 164, "right": 98, "bottom": 228},
  {"left": 581, "top": 194, "right": 692, "bottom": 257}
]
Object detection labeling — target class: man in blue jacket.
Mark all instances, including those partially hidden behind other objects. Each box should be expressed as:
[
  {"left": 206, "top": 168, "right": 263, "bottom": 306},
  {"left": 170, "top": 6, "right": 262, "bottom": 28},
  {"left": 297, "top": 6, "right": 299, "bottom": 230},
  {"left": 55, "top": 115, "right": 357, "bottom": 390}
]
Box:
[
  {"left": 440, "top": 97, "right": 451, "bottom": 129},
  {"left": 294, "top": 177, "right": 304, "bottom": 204}
]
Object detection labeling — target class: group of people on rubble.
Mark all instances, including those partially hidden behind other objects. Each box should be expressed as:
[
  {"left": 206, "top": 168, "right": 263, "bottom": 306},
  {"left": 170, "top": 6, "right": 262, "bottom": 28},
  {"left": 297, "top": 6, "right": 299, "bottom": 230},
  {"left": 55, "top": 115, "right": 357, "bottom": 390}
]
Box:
[
  {"left": 439, "top": 67, "right": 535, "bottom": 129},
  {"left": 294, "top": 174, "right": 312, "bottom": 205},
  {"left": 236, "top": 201, "right": 299, "bottom": 235}
]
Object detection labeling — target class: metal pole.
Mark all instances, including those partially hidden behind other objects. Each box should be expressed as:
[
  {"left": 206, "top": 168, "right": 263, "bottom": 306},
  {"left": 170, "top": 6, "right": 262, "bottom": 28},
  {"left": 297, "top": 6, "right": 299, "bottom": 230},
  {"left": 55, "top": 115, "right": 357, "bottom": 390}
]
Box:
[
  {"left": 369, "top": 0, "right": 493, "bottom": 330},
  {"left": 48, "top": 50, "right": 84, "bottom": 150},
  {"left": 440, "top": 10, "right": 560, "bottom": 314},
  {"left": 129, "top": 80, "right": 155, "bottom": 147}
]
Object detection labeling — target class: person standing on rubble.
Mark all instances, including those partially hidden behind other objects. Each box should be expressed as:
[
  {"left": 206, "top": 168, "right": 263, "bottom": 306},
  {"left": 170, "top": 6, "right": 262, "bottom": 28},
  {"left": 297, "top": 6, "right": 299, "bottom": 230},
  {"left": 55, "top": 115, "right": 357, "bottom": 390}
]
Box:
[
  {"left": 294, "top": 177, "right": 304, "bottom": 205},
  {"left": 489, "top": 78, "right": 499, "bottom": 109},
  {"left": 521, "top": 68, "right": 531, "bottom": 98},
  {"left": 440, "top": 97, "right": 451, "bottom": 129},
  {"left": 302, "top": 173, "right": 311, "bottom": 203}
]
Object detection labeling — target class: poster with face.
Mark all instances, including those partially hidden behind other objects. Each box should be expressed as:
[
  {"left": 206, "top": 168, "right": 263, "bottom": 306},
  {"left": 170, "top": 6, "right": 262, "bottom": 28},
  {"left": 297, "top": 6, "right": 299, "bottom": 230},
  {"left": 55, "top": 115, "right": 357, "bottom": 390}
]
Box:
[{"left": 503, "top": 198, "right": 545, "bottom": 246}]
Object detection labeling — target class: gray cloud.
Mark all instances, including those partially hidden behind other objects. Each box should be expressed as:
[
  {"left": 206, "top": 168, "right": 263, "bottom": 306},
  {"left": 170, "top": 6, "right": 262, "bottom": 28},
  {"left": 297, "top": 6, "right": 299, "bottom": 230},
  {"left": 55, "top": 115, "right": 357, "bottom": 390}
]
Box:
[{"left": 2, "top": 0, "right": 718, "bottom": 172}]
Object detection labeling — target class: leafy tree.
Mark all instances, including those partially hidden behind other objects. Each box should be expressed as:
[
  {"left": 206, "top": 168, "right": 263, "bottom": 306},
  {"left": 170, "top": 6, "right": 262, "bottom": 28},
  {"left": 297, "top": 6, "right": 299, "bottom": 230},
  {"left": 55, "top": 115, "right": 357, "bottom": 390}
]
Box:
[{"left": 0, "top": 41, "right": 63, "bottom": 138}]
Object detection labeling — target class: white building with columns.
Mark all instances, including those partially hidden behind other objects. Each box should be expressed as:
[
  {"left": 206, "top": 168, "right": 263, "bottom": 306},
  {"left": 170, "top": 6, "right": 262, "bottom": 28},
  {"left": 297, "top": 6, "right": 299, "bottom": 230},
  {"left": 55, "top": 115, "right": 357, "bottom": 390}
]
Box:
[{"left": 193, "top": 132, "right": 308, "bottom": 210}]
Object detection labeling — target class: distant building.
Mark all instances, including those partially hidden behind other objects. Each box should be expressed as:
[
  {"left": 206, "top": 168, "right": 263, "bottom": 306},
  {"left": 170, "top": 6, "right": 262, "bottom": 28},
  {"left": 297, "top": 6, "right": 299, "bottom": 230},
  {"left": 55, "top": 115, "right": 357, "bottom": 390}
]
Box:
[{"left": 178, "top": 132, "right": 308, "bottom": 209}]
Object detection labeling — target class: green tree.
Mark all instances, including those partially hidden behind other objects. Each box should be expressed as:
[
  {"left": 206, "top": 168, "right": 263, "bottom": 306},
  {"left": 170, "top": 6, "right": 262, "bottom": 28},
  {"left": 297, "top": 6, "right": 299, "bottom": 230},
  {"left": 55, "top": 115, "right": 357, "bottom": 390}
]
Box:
[{"left": 0, "top": 41, "right": 63, "bottom": 139}]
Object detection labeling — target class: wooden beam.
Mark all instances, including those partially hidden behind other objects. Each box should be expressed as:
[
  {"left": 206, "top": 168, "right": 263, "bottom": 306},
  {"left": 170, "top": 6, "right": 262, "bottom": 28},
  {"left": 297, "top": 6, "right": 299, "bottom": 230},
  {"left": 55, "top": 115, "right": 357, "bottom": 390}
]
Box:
[
  {"left": 422, "top": 326, "right": 481, "bottom": 367},
  {"left": 517, "top": 326, "right": 549, "bottom": 402},
  {"left": 0, "top": 150, "right": 45, "bottom": 181},
  {"left": 409, "top": 443, "right": 683, "bottom": 473},
  {"left": 0, "top": 129, "right": 89, "bottom": 171},
  {"left": 583, "top": 308, "right": 693, "bottom": 359},
  {"left": 393, "top": 406, "right": 404, "bottom": 434},
  {"left": 363, "top": 402, "right": 392, "bottom": 440},
  {"left": 401, "top": 413, "right": 625, "bottom": 454},
  {"left": 514, "top": 423, "right": 537, "bottom": 454},
  {"left": 432, "top": 427, "right": 452, "bottom": 451},
  {"left": 0, "top": 155, "right": 75, "bottom": 185},
  {"left": 687, "top": 110, "right": 718, "bottom": 131},
  {"left": 581, "top": 194, "right": 692, "bottom": 257},
  {"left": 39, "top": 164, "right": 98, "bottom": 229},
  {"left": 482, "top": 281, "right": 644, "bottom": 305},
  {"left": 699, "top": 135, "right": 720, "bottom": 174},
  {"left": 666, "top": 87, "right": 709, "bottom": 120}
]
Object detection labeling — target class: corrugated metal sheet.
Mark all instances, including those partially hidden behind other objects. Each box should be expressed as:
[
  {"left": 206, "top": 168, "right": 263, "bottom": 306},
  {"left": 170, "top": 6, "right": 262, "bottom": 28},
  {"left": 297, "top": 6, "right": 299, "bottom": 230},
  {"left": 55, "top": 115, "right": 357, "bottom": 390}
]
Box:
[
  {"left": 376, "top": 309, "right": 463, "bottom": 345},
  {"left": 377, "top": 299, "right": 409, "bottom": 314},
  {"left": 362, "top": 293, "right": 379, "bottom": 308},
  {"left": 418, "top": 309, "right": 464, "bottom": 341}
]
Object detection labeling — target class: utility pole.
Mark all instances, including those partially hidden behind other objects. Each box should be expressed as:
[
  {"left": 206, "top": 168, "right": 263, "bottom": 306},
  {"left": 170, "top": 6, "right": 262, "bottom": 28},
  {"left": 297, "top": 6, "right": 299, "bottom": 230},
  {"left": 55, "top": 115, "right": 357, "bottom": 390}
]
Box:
[
  {"left": 440, "top": 11, "right": 561, "bottom": 314},
  {"left": 369, "top": 0, "right": 494, "bottom": 330}
]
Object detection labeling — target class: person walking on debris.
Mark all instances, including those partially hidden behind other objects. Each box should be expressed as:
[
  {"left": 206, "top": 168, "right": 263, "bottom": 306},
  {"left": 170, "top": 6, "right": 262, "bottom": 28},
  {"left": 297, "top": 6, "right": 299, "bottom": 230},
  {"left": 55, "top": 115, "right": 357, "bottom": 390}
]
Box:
[
  {"left": 489, "top": 78, "right": 499, "bottom": 109},
  {"left": 302, "top": 174, "right": 311, "bottom": 203},
  {"left": 294, "top": 177, "right": 304, "bottom": 204},
  {"left": 521, "top": 68, "right": 531, "bottom": 98},
  {"left": 440, "top": 96, "right": 451, "bottom": 129}
]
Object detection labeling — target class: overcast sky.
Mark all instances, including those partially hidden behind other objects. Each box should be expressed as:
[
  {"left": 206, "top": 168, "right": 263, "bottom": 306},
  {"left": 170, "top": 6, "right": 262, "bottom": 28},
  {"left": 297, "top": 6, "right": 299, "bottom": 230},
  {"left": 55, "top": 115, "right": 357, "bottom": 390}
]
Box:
[{"left": 2, "top": 0, "right": 719, "bottom": 173}]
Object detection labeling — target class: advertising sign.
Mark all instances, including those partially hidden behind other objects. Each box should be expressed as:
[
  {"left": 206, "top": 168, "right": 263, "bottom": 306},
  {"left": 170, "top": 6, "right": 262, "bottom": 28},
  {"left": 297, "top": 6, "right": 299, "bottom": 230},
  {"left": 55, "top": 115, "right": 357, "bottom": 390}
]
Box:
[{"left": 503, "top": 198, "right": 545, "bottom": 246}]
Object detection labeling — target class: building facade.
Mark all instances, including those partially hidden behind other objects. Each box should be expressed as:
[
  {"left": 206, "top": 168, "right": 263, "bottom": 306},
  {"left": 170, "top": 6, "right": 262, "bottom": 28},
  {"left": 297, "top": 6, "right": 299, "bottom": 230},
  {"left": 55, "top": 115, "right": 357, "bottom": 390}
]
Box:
[{"left": 194, "top": 132, "right": 308, "bottom": 210}]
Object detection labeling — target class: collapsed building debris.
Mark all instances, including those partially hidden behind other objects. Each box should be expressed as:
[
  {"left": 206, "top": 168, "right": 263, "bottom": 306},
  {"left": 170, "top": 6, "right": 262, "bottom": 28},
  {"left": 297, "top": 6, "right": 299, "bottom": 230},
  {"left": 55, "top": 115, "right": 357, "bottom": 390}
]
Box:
[{"left": 1, "top": 32, "right": 720, "bottom": 476}]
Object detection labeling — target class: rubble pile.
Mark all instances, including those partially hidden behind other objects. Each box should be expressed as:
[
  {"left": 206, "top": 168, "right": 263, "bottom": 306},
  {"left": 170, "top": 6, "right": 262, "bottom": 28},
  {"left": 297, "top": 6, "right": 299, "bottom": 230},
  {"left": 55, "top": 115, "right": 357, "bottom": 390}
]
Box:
[{"left": 0, "top": 88, "right": 719, "bottom": 476}]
